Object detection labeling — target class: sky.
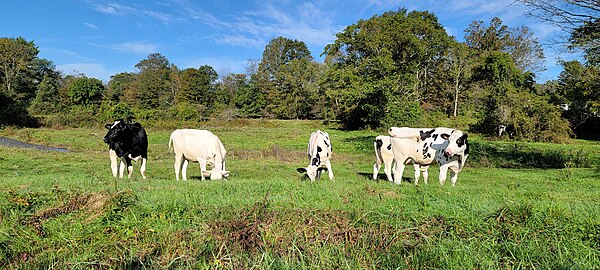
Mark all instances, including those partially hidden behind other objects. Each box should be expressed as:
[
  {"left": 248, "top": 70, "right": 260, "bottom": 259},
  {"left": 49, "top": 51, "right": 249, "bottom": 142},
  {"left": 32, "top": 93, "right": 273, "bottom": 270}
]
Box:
[{"left": 2, "top": 0, "right": 584, "bottom": 83}]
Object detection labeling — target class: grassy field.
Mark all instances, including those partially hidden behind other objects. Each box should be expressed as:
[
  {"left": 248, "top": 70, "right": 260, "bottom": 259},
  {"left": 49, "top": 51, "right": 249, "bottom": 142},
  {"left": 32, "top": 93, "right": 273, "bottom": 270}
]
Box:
[{"left": 0, "top": 120, "right": 598, "bottom": 269}]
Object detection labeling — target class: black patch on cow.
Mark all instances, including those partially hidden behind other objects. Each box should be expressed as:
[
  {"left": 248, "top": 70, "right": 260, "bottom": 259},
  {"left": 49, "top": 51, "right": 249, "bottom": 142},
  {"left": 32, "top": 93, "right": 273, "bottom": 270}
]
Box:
[
  {"left": 440, "top": 133, "right": 451, "bottom": 140},
  {"left": 419, "top": 129, "right": 435, "bottom": 141},
  {"left": 375, "top": 139, "right": 383, "bottom": 149},
  {"left": 317, "top": 146, "right": 322, "bottom": 152},
  {"left": 311, "top": 157, "right": 319, "bottom": 166},
  {"left": 443, "top": 152, "right": 449, "bottom": 159},
  {"left": 432, "top": 134, "right": 438, "bottom": 140},
  {"left": 386, "top": 144, "right": 392, "bottom": 151},
  {"left": 324, "top": 139, "right": 330, "bottom": 147},
  {"left": 312, "top": 153, "right": 321, "bottom": 166}
]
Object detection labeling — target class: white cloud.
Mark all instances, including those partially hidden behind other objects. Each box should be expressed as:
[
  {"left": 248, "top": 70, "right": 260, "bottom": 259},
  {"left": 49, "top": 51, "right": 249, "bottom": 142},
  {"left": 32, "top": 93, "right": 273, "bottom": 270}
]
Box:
[
  {"left": 213, "top": 35, "right": 265, "bottom": 49},
  {"left": 94, "top": 3, "right": 133, "bottom": 15},
  {"left": 84, "top": 22, "right": 99, "bottom": 29},
  {"left": 56, "top": 63, "right": 114, "bottom": 82},
  {"left": 180, "top": 57, "right": 248, "bottom": 75},
  {"left": 107, "top": 42, "right": 158, "bottom": 54}
]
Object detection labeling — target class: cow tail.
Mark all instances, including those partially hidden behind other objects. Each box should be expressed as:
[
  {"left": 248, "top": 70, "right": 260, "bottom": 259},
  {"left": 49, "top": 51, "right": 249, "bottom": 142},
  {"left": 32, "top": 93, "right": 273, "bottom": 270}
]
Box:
[
  {"left": 374, "top": 140, "right": 383, "bottom": 166},
  {"left": 168, "top": 133, "right": 174, "bottom": 153}
]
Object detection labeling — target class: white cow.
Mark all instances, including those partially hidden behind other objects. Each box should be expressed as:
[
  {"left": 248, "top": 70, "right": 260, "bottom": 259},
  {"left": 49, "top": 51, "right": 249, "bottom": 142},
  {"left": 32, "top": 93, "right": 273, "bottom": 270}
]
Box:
[
  {"left": 297, "top": 130, "right": 334, "bottom": 181},
  {"left": 388, "top": 127, "right": 470, "bottom": 186},
  {"left": 373, "top": 135, "right": 429, "bottom": 183},
  {"left": 169, "top": 129, "right": 229, "bottom": 181}
]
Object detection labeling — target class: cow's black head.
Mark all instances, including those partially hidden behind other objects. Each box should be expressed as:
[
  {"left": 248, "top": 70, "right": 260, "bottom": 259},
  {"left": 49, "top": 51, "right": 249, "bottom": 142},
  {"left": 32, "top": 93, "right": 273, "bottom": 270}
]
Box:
[{"left": 103, "top": 119, "right": 129, "bottom": 144}]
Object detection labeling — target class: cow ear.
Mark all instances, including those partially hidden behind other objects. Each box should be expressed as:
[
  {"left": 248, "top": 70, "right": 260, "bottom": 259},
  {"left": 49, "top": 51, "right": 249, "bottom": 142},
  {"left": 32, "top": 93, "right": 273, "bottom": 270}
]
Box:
[
  {"left": 440, "top": 133, "right": 450, "bottom": 140},
  {"left": 297, "top": 168, "right": 307, "bottom": 173},
  {"left": 105, "top": 124, "right": 112, "bottom": 130}
]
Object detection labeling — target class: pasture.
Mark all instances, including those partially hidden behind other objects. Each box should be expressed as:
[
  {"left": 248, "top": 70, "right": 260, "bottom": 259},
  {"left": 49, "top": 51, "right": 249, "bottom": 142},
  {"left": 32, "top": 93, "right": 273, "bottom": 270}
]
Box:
[{"left": 0, "top": 120, "right": 598, "bottom": 269}]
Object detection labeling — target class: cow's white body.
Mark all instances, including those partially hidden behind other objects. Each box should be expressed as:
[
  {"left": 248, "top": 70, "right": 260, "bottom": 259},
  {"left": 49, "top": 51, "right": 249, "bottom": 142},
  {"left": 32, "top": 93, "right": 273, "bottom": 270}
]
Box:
[
  {"left": 169, "top": 129, "right": 229, "bottom": 181},
  {"left": 297, "top": 130, "right": 334, "bottom": 181},
  {"left": 373, "top": 135, "right": 428, "bottom": 183},
  {"left": 388, "top": 127, "right": 469, "bottom": 186}
]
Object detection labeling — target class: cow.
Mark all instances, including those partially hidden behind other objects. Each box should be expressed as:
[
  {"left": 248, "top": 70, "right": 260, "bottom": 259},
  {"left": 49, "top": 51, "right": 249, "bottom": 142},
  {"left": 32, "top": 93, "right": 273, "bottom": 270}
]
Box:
[
  {"left": 373, "top": 135, "right": 429, "bottom": 183},
  {"left": 103, "top": 119, "right": 148, "bottom": 179},
  {"left": 388, "top": 127, "right": 470, "bottom": 186},
  {"left": 169, "top": 129, "right": 229, "bottom": 181},
  {"left": 297, "top": 130, "right": 334, "bottom": 181}
]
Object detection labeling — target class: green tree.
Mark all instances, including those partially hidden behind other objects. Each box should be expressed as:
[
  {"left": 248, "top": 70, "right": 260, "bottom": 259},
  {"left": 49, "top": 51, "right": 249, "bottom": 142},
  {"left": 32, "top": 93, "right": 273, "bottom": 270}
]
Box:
[
  {"left": 175, "top": 65, "right": 218, "bottom": 107},
  {"left": 322, "top": 9, "right": 452, "bottom": 129},
  {"left": 557, "top": 60, "right": 600, "bottom": 138},
  {"left": 257, "top": 36, "right": 318, "bottom": 118},
  {"left": 127, "top": 53, "right": 173, "bottom": 109},
  {"left": 67, "top": 77, "right": 104, "bottom": 106},
  {"left": 465, "top": 17, "right": 545, "bottom": 73},
  {"left": 0, "top": 37, "right": 39, "bottom": 101}
]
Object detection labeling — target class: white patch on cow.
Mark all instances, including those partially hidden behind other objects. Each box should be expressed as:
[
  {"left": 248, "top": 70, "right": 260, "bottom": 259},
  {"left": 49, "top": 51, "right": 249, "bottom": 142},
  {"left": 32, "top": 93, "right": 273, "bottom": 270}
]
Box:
[
  {"left": 373, "top": 135, "right": 429, "bottom": 184},
  {"left": 110, "top": 120, "right": 120, "bottom": 129}
]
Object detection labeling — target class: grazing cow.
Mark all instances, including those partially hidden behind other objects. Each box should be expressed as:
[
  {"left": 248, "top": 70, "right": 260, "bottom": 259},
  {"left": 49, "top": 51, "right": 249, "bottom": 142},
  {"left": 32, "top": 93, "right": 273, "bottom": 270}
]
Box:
[
  {"left": 169, "top": 129, "right": 229, "bottom": 181},
  {"left": 388, "top": 127, "right": 470, "bottom": 186},
  {"left": 297, "top": 130, "right": 334, "bottom": 181},
  {"left": 373, "top": 135, "right": 429, "bottom": 183},
  {"left": 103, "top": 119, "right": 148, "bottom": 179}
]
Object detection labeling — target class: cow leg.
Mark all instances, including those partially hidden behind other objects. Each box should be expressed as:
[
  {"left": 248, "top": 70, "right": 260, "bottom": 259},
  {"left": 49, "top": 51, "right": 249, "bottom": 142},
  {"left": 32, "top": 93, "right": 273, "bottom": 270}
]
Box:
[
  {"left": 449, "top": 170, "right": 458, "bottom": 187},
  {"left": 325, "top": 160, "right": 334, "bottom": 180},
  {"left": 393, "top": 162, "right": 406, "bottom": 184},
  {"left": 413, "top": 164, "right": 420, "bottom": 185},
  {"left": 421, "top": 165, "right": 430, "bottom": 184},
  {"left": 373, "top": 162, "right": 381, "bottom": 180},
  {"left": 109, "top": 150, "right": 119, "bottom": 177},
  {"left": 199, "top": 158, "right": 207, "bottom": 181},
  {"left": 119, "top": 159, "right": 126, "bottom": 178},
  {"left": 182, "top": 159, "right": 189, "bottom": 181},
  {"left": 125, "top": 157, "right": 133, "bottom": 178},
  {"left": 439, "top": 164, "right": 449, "bottom": 185},
  {"left": 174, "top": 152, "right": 183, "bottom": 181},
  {"left": 384, "top": 159, "right": 394, "bottom": 182},
  {"left": 140, "top": 158, "right": 147, "bottom": 179}
]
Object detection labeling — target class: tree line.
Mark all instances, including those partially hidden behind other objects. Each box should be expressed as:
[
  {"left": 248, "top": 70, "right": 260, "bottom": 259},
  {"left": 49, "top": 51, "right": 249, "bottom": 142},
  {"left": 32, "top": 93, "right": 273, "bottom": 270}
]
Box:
[{"left": 1, "top": 7, "right": 598, "bottom": 142}]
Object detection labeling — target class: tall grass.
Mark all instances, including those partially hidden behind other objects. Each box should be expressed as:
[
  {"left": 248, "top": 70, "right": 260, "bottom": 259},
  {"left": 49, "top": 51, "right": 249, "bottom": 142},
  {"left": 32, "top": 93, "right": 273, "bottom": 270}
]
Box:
[{"left": 0, "top": 120, "right": 598, "bottom": 269}]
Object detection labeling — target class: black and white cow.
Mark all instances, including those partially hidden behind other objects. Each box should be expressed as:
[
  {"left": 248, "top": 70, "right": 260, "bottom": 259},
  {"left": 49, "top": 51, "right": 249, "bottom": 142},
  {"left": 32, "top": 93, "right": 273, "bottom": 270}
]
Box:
[
  {"left": 373, "top": 135, "right": 429, "bottom": 183},
  {"left": 388, "top": 127, "right": 470, "bottom": 186},
  {"left": 297, "top": 130, "right": 334, "bottom": 181},
  {"left": 103, "top": 119, "right": 148, "bottom": 179}
]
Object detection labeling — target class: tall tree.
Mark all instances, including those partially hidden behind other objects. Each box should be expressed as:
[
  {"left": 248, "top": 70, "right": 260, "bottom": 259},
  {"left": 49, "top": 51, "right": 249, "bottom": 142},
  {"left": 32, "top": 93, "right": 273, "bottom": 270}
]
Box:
[
  {"left": 175, "top": 65, "right": 218, "bottom": 106},
  {"left": 127, "top": 53, "right": 173, "bottom": 109},
  {"left": 0, "top": 37, "right": 39, "bottom": 102},
  {"left": 257, "top": 36, "right": 318, "bottom": 118},
  {"left": 465, "top": 17, "right": 545, "bottom": 73},
  {"left": 322, "top": 9, "right": 452, "bottom": 129},
  {"left": 518, "top": 0, "right": 599, "bottom": 63},
  {"left": 445, "top": 42, "right": 474, "bottom": 117}
]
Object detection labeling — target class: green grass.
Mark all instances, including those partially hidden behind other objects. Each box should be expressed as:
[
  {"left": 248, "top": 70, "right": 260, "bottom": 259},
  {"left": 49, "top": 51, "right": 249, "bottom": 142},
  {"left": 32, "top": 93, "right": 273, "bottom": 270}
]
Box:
[{"left": 0, "top": 120, "right": 598, "bottom": 269}]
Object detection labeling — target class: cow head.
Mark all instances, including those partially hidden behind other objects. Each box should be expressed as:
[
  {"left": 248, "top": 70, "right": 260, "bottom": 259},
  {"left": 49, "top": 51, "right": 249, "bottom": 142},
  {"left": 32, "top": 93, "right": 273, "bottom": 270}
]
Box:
[
  {"left": 203, "top": 169, "right": 230, "bottom": 180},
  {"left": 297, "top": 166, "right": 327, "bottom": 181},
  {"left": 440, "top": 130, "right": 469, "bottom": 169},
  {"left": 103, "top": 119, "right": 129, "bottom": 144}
]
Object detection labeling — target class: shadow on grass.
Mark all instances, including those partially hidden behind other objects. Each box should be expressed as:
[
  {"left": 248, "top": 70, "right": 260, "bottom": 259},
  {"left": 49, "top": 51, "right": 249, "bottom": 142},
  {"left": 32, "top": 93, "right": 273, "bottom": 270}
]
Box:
[{"left": 357, "top": 172, "right": 413, "bottom": 184}]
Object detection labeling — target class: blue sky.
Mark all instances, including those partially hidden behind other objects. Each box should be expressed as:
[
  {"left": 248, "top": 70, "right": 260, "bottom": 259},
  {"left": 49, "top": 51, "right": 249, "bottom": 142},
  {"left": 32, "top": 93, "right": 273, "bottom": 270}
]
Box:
[{"left": 2, "top": 0, "right": 583, "bottom": 82}]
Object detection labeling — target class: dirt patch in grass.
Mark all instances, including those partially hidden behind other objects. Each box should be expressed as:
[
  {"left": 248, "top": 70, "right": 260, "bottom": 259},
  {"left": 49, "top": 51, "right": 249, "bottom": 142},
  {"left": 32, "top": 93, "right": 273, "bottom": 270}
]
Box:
[
  {"left": 25, "top": 191, "right": 113, "bottom": 236},
  {"left": 207, "top": 195, "right": 451, "bottom": 268}
]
